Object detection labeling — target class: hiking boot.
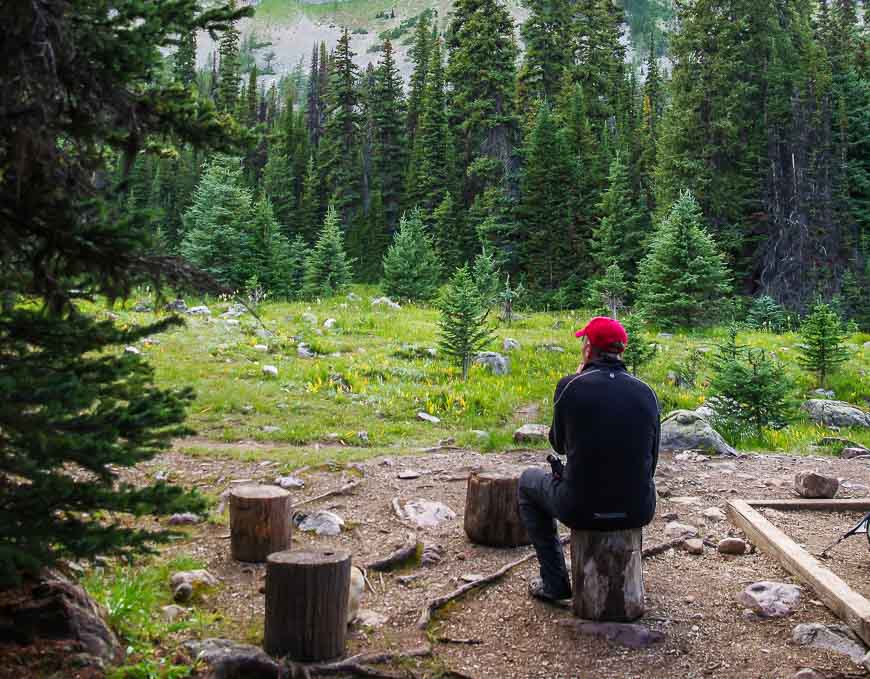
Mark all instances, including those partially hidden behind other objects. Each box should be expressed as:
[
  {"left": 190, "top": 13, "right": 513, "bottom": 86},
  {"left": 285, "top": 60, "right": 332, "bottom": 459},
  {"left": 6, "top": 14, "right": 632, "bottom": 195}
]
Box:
[{"left": 528, "top": 577, "right": 572, "bottom": 603}]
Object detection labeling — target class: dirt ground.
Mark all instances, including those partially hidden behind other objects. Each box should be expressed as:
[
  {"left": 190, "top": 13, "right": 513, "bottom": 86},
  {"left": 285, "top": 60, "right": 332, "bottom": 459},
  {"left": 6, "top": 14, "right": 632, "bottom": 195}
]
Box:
[{"left": 111, "top": 446, "right": 870, "bottom": 679}]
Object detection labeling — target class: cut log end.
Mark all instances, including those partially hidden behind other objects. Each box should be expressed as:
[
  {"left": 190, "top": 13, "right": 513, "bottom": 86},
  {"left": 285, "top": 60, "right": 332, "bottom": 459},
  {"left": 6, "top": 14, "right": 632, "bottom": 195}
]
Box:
[
  {"left": 229, "top": 485, "right": 291, "bottom": 563},
  {"left": 464, "top": 469, "right": 531, "bottom": 548},
  {"left": 571, "top": 528, "right": 645, "bottom": 622}
]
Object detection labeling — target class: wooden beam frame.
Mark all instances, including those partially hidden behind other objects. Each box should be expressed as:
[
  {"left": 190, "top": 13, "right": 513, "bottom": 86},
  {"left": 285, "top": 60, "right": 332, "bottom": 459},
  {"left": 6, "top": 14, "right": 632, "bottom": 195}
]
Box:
[{"left": 727, "top": 499, "right": 870, "bottom": 645}]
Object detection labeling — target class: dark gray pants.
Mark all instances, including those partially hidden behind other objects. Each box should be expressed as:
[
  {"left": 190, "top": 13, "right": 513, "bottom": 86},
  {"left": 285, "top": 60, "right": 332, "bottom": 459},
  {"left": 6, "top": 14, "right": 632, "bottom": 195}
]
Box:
[{"left": 518, "top": 467, "right": 572, "bottom": 598}]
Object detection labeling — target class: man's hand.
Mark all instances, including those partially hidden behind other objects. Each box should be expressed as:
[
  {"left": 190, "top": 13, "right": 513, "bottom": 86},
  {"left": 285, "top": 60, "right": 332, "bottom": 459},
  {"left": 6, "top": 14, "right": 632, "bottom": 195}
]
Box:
[{"left": 547, "top": 454, "right": 564, "bottom": 480}]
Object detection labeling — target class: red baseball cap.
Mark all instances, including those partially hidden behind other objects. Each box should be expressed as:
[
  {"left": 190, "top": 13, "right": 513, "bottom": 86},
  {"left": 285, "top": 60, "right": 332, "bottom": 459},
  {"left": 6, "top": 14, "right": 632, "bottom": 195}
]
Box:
[{"left": 575, "top": 316, "right": 628, "bottom": 349}]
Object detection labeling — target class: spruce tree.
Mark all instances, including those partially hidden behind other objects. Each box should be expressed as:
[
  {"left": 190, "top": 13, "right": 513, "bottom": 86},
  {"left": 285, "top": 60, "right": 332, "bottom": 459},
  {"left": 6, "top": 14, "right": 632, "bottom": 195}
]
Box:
[
  {"left": 590, "top": 263, "right": 629, "bottom": 318},
  {"left": 472, "top": 247, "right": 501, "bottom": 309},
  {"left": 635, "top": 191, "right": 731, "bottom": 328},
  {"left": 406, "top": 11, "right": 433, "bottom": 146},
  {"left": 0, "top": 0, "right": 250, "bottom": 584},
  {"left": 174, "top": 30, "right": 197, "bottom": 86},
  {"left": 305, "top": 43, "right": 324, "bottom": 146},
  {"left": 517, "top": 0, "right": 574, "bottom": 107},
  {"left": 431, "top": 192, "right": 463, "bottom": 271},
  {"left": 298, "top": 155, "right": 322, "bottom": 244},
  {"left": 593, "top": 152, "right": 646, "bottom": 280},
  {"left": 382, "top": 210, "right": 442, "bottom": 302},
  {"left": 303, "top": 205, "right": 354, "bottom": 298},
  {"left": 621, "top": 313, "right": 657, "bottom": 376},
  {"left": 797, "top": 301, "right": 850, "bottom": 388},
  {"left": 438, "top": 266, "right": 494, "bottom": 379},
  {"left": 371, "top": 40, "right": 407, "bottom": 229},
  {"left": 216, "top": 4, "right": 242, "bottom": 113},
  {"left": 746, "top": 296, "right": 787, "bottom": 333}
]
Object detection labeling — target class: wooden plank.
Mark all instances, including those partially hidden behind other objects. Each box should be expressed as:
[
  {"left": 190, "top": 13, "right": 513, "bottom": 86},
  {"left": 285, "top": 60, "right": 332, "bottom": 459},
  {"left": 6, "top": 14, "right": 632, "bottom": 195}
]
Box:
[
  {"left": 746, "top": 499, "right": 870, "bottom": 512},
  {"left": 727, "top": 499, "right": 870, "bottom": 645}
]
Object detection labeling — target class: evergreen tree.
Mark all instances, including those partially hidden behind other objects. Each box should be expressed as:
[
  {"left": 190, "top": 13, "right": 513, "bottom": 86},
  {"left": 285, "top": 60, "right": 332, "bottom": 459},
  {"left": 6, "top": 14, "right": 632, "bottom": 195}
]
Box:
[
  {"left": 797, "top": 301, "right": 850, "bottom": 388},
  {"left": 590, "top": 263, "right": 629, "bottom": 318},
  {"left": 305, "top": 43, "right": 324, "bottom": 145},
  {"left": 303, "top": 205, "right": 354, "bottom": 298},
  {"left": 174, "top": 30, "right": 197, "bottom": 86},
  {"left": 298, "top": 155, "right": 322, "bottom": 243},
  {"left": 472, "top": 247, "right": 501, "bottom": 309},
  {"left": 638, "top": 36, "right": 661, "bottom": 212},
  {"left": 382, "top": 210, "right": 442, "bottom": 302},
  {"left": 438, "top": 265, "right": 494, "bottom": 379},
  {"left": 371, "top": 40, "right": 407, "bottom": 230},
  {"left": 593, "top": 152, "right": 646, "bottom": 280},
  {"left": 621, "top": 313, "right": 657, "bottom": 376},
  {"left": 320, "top": 29, "right": 362, "bottom": 227},
  {"left": 406, "top": 11, "right": 433, "bottom": 146},
  {"left": 516, "top": 104, "right": 578, "bottom": 292},
  {"left": 0, "top": 0, "right": 250, "bottom": 584},
  {"left": 217, "top": 4, "right": 242, "bottom": 113},
  {"left": 517, "top": 0, "right": 574, "bottom": 107},
  {"left": 431, "top": 192, "right": 463, "bottom": 272},
  {"left": 746, "top": 296, "right": 787, "bottom": 333},
  {"left": 635, "top": 191, "right": 732, "bottom": 328},
  {"left": 246, "top": 65, "right": 258, "bottom": 127},
  {"left": 249, "top": 192, "right": 297, "bottom": 299}
]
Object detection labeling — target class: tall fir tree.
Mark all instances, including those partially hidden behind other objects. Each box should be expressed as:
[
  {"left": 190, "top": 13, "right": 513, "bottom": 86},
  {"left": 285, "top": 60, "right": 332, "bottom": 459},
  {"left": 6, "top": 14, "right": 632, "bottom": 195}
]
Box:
[
  {"left": 298, "top": 154, "right": 322, "bottom": 244},
  {"left": 216, "top": 3, "right": 242, "bottom": 113},
  {"left": 382, "top": 210, "right": 442, "bottom": 302},
  {"left": 406, "top": 11, "right": 433, "bottom": 147},
  {"left": 303, "top": 205, "right": 354, "bottom": 298},
  {"left": 517, "top": 0, "right": 574, "bottom": 108},
  {"left": 797, "top": 301, "right": 850, "bottom": 388},
  {"left": 305, "top": 43, "right": 324, "bottom": 146},
  {"left": 593, "top": 152, "right": 646, "bottom": 280},
  {"left": 438, "top": 265, "right": 495, "bottom": 379},
  {"left": 174, "top": 30, "right": 197, "bottom": 86}
]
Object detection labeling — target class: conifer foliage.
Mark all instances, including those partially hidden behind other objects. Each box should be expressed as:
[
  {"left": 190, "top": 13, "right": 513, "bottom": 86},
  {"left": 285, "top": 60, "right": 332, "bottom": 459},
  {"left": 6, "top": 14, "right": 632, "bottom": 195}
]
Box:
[
  {"left": 797, "top": 301, "right": 850, "bottom": 388},
  {"left": 438, "top": 266, "right": 494, "bottom": 379},
  {"left": 382, "top": 210, "right": 442, "bottom": 302},
  {"left": 304, "top": 205, "right": 354, "bottom": 298}
]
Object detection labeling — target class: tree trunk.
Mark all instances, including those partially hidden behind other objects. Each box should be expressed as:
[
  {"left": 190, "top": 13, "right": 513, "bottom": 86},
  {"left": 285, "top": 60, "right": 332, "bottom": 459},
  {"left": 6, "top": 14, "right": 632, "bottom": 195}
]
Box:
[
  {"left": 571, "top": 529, "right": 644, "bottom": 622},
  {"left": 263, "top": 550, "right": 351, "bottom": 661},
  {"left": 229, "top": 485, "right": 291, "bottom": 563},
  {"left": 464, "top": 469, "right": 531, "bottom": 547}
]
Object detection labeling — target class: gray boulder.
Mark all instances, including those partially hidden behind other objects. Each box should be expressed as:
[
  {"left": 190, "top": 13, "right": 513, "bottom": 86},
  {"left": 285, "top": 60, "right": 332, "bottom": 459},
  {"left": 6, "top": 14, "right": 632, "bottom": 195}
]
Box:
[
  {"left": 347, "top": 292, "right": 361, "bottom": 302},
  {"left": 802, "top": 400, "right": 870, "bottom": 428},
  {"left": 794, "top": 470, "right": 839, "bottom": 499},
  {"left": 792, "top": 623, "right": 868, "bottom": 664},
  {"left": 738, "top": 581, "right": 801, "bottom": 618},
  {"left": 417, "top": 411, "right": 440, "bottom": 424},
  {"left": 372, "top": 296, "right": 401, "bottom": 310},
  {"left": 660, "top": 410, "right": 737, "bottom": 456},
  {"left": 301, "top": 312, "right": 317, "bottom": 325},
  {"left": 132, "top": 302, "right": 152, "bottom": 312},
  {"left": 165, "top": 299, "right": 188, "bottom": 313},
  {"left": 297, "top": 344, "right": 316, "bottom": 359},
  {"left": 183, "top": 638, "right": 280, "bottom": 679},
  {"left": 297, "top": 510, "right": 344, "bottom": 536},
  {"left": 186, "top": 305, "right": 211, "bottom": 315},
  {"left": 843, "top": 447, "right": 870, "bottom": 460},
  {"left": 513, "top": 423, "right": 550, "bottom": 443},
  {"left": 474, "top": 351, "right": 510, "bottom": 376},
  {"left": 403, "top": 500, "right": 456, "bottom": 529},
  {"left": 167, "top": 512, "right": 201, "bottom": 526},
  {"left": 502, "top": 338, "right": 521, "bottom": 352}
]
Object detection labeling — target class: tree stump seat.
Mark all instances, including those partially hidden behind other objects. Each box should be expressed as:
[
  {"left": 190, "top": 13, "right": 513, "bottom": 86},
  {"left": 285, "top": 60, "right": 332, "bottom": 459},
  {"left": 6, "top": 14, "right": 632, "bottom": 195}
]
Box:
[
  {"left": 229, "top": 485, "right": 291, "bottom": 563},
  {"left": 570, "top": 528, "right": 644, "bottom": 621},
  {"left": 464, "top": 468, "right": 531, "bottom": 547}
]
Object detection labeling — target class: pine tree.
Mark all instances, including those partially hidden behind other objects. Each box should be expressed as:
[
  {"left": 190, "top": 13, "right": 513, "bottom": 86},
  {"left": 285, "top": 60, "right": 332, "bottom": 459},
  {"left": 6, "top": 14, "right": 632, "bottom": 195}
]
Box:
[
  {"left": 303, "top": 205, "right": 354, "bottom": 298},
  {"left": 621, "top": 313, "right": 657, "bottom": 376},
  {"left": 382, "top": 210, "right": 442, "bottom": 302},
  {"left": 746, "top": 296, "right": 787, "bottom": 333},
  {"left": 438, "top": 265, "right": 494, "bottom": 379},
  {"left": 248, "top": 192, "right": 297, "bottom": 299},
  {"left": 472, "top": 247, "right": 501, "bottom": 309},
  {"left": 635, "top": 191, "right": 732, "bottom": 328},
  {"left": 174, "top": 30, "right": 197, "bottom": 86},
  {"left": 406, "top": 11, "right": 433, "bottom": 146},
  {"left": 320, "top": 29, "right": 362, "bottom": 227},
  {"left": 517, "top": 0, "right": 574, "bottom": 108},
  {"left": 298, "top": 155, "right": 322, "bottom": 243},
  {"left": 246, "top": 65, "right": 258, "bottom": 127},
  {"left": 797, "top": 301, "right": 850, "bottom": 388},
  {"left": 0, "top": 0, "right": 250, "bottom": 584},
  {"left": 216, "top": 4, "right": 242, "bottom": 113},
  {"left": 638, "top": 37, "right": 661, "bottom": 213},
  {"left": 431, "top": 192, "right": 463, "bottom": 272},
  {"left": 590, "top": 263, "right": 629, "bottom": 318},
  {"left": 516, "top": 104, "right": 578, "bottom": 293},
  {"left": 305, "top": 43, "right": 324, "bottom": 145},
  {"left": 593, "top": 153, "right": 646, "bottom": 280},
  {"left": 371, "top": 40, "right": 407, "bottom": 229}
]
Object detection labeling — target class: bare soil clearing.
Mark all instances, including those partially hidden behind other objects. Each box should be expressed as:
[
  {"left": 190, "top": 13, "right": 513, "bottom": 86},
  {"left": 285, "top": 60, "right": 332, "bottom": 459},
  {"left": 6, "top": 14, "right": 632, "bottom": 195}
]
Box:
[{"left": 112, "top": 446, "right": 870, "bottom": 678}]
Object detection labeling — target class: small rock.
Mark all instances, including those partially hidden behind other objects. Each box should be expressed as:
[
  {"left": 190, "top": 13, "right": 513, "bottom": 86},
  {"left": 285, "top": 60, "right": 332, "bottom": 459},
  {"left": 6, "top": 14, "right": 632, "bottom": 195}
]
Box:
[
  {"left": 354, "top": 609, "right": 388, "bottom": 628},
  {"left": 681, "top": 539, "right": 704, "bottom": 555},
  {"left": 347, "top": 292, "right": 361, "bottom": 302},
  {"left": 224, "top": 319, "right": 240, "bottom": 327},
  {"left": 298, "top": 510, "right": 344, "bottom": 536},
  {"left": 474, "top": 351, "right": 510, "bottom": 376},
  {"left": 397, "top": 470, "right": 423, "bottom": 480},
  {"left": 813, "top": 388, "right": 836, "bottom": 399},
  {"left": 165, "top": 299, "right": 188, "bottom": 313},
  {"left": 795, "top": 470, "right": 839, "bottom": 499},
  {"left": 372, "top": 297, "right": 401, "bottom": 309},
  {"left": 417, "top": 412, "right": 440, "bottom": 424},
  {"left": 792, "top": 670, "right": 826, "bottom": 679},
  {"left": 717, "top": 538, "right": 747, "bottom": 555},
  {"left": 173, "top": 582, "right": 193, "bottom": 603},
  {"left": 420, "top": 543, "right": 445, "bottom": 566},
  {"left": 301, "top": 313, "right": 317, "bottom": 324},
  {"left": 843, "top": 447, "right": 870, "bottom": 459},
  {"left": 132, "top": 302, "right": 152, "bottom": 312},
  {"left": 170, "top": 570, "right": 218, "bottom": 598},
  {"left": 274, "top": 476, "right": 304, "bottom": 490},
  {"left": 183, "top": 639, "right": 279, "bottom": 677},
  {"left": 738, "top": 581, "right": 801, "bottom": 618},
  {"left": 659, "top": 332, "right": 673, "bottom": 339},
  {"left": 503, "top": 338, "right": 521, "bottom": 352},
  {"left": 253, "top": 344, "right": 269, "bottom": 352},
  {"left": 460, "top": 574, "right": 483, "bottom": 583},
  {"left": 261, "top": 425, "right": 280, "bottom": 433},
  {"left": 187, "top": 305, "right": 211, "bottom": 315},
  {"left": 514, "top": 423, "right": 550, "bottom": 443},
  {"left": 664, "top": 522, "right": 698, "bottom": 540},
  {"left": 161, "top": 604, "right": 186, "bottom": 623},
  {"left": 558, "top": 621, "right": 665, "bottom": 649},
  {"left": 167, "top": 512, "right": 201, "bottom": 526},
  {"left": 702, "top": 507, "right": 726, "bottom": 522},
  {"left": 661, "top": 512, "right": 679, "bottom": 521},
  {"left": 262, "top": 365, "right": 278, "bottom": 377},
  {"left": 792, "top": 623, "right": 868, "bottom": 663},
  {"left": 357, "top": 431, "right": 369, "bottom": 444},
  {"left": 124, "top": 346, "right": 141, "bottom": 355},
  {"left": 297, "top": 344, "right": 316, "bottom": 359},
  {"left": 323, "top": 318, "right": 337, "bottom": 329},
  {"left": 541, "top": 344, "right": 565, "bottom": 353},
  {"left": 404, "top": 500, "right": 456, "bottom": 529}
]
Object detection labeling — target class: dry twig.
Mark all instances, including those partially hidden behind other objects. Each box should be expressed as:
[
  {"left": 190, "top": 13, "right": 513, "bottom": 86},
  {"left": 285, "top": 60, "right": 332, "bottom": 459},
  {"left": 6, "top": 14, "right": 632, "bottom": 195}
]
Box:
[
  {"left": 285, "top": 645, "right": 432, "bottom": 679},
  {"left": 294, "top": 480, "right": 362, "bottom": 508}
]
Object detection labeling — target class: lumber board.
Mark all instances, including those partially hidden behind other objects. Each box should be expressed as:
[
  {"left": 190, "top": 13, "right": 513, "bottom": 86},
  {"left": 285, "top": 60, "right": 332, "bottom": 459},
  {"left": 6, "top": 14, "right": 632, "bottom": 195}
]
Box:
[
  {"left": 727, "top": 499, "right": 870, "bottom": 645},
  {"left": 745, "top": 499, "right": 870, "bottom": 512}
]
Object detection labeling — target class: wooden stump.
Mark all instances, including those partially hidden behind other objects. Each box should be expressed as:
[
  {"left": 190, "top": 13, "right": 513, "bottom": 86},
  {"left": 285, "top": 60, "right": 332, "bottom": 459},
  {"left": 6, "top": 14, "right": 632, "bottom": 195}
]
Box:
[
  {"left": 229, "top": 485, "right": 291, "bottom": 563},
  {"left": 571, "top": 529, "right": 644, "bottom": 622},
  {"left": 464, "top": 469, "right": 531, "bottom": 547},
  {"left": 264, "top": 550, "right": 351, "bottom": 661}
]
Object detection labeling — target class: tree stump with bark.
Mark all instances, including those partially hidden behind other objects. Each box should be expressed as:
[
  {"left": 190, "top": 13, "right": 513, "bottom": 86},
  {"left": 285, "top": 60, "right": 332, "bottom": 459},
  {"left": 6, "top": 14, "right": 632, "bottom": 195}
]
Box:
[
  {"left": 570, "top": 528, "right": 644, "bottom": 621},
  {"left": 464, "top": 469, "right": 531, "bottom": 547},
  {"left": 229, "top": 485, "right": 291, "bottom": 563},
  {"left": 264, "top": 550, "right": 351, "bottom": 661}
]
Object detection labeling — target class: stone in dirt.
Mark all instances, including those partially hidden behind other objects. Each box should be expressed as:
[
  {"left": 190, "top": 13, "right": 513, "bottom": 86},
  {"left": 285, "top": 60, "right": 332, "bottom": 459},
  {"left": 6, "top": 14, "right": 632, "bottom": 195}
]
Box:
[
  {"left": 556, "top": 620, "right": 665, "bottom": 649},
  {"left": 474, "top": 351, "right": 510, "bottom": 376},
  {"left": 274, "top": 475, "right": 304, "bottom": 490},
  {"left": 792, "top": 623, "right": 869, "bottom": 664},
  {"left": 397, "top": 469, "right": 423, "bottom": 480},
  {"left": 794, "top": 470, "right": 839, "bottom": 499},
  {"left": 187, "top": 305, "right": 211, "bottom": 315},
  {"left": 681, "top": 539, "right": 704, "bottom": 555},
  {"left": 0, "top": 570, "right": 123, "bottom": 665},
  {"left": 323, "top": 318, "right": 337, "bottom": 329},
  {"left": 843, "top": 447, "right": 870, "bottom": 459},
  {"left": 298, "top": 510, "right": 344, "bottom": 536},
  {"left": 372, "top": 296, "right": 401, "bottom": 309},
  {"left": 168, "top": 512, "right": 201, "bottom": 526},
  {"left": 357, "top": 430, "right": 369, "bottom": 443},
  {"left": 417, "top": 412, "right": 440, "bottom": 424},
  {"left": 702, "top": 507, "right": 726, "bottom": 522},
  {"left": 161, "top": 604, "right": 187, "bottom": 623},
  {"left": 660, "top": 410, "right": 737, "bottom": 456},
  {"left": 664, "top": 521, "right": 698, "bottom": 540},
  {"left": 165, "top": 299, "right": 188, "bottom": 313},
  {"left": 404, "top": 500, "right": 456, "bottom": 529},
  {"left": 354, "top": 609, "right": 388, "bottom": 628},
  {"left": 420, "top": 543, "right": 445, "bottom": 566},
  {"left": 801, "top": 400, "right": 870, "bottom": 428},
  {"left": 297, "top": 344, "right": 316, "bottom": 359},
  {"left": 170, "top": 570, "right": 218, "bottom": 599},
  {"left": 792, "top": 669, "right": 826, "bottom": 679},
  {"left": 717, "top": 538, "right": 747, "bottom": 555},
  {"left": 183, "top": 638, "right": 280, "bottom": 679},
  {"left": 262, "top": 365, "right": 278, "bottom": 377},
  {"left": 460, "top": 573, "right": 484, "bottom": 582},
  {"left": 738, "top": 581, "right": 801, "bottom": 618},
  {"left": 503, "top": 338, "right": 521, "bottom": 352},
  {"left": 514, "top": 423, "right": 550, "bottom": 443}
]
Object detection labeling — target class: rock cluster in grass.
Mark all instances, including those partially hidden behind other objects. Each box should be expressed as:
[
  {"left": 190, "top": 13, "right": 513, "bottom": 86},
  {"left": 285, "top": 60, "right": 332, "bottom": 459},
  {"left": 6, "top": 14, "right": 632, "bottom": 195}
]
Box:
[
  {"left": 660, "top": 410, "right": 736, "bottom": 456},
  {"left": 513, "top": 423, "right": 549, "bottom": 443},
  {"left": 801, "top": 399, "right": 870, "bottom": 428}
]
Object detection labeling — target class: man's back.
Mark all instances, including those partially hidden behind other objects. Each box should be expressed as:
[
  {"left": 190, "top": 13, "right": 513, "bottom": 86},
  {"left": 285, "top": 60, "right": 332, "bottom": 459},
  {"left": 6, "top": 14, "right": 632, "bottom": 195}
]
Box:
[{"left": 549, "top": 357, "right": 659, "bottom": 531}]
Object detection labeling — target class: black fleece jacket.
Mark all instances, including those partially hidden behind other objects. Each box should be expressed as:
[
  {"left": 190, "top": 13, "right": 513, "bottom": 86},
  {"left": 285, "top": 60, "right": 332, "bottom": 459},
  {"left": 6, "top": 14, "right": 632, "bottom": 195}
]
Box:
[{"left": 549, "top": 357, "right": 660, "bottom": 531}]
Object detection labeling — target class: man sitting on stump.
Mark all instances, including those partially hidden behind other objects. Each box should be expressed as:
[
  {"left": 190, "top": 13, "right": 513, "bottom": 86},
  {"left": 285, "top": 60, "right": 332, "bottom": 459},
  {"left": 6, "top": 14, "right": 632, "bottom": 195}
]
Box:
[{"left": 518, "top": 316, "right": 660, "bottom": 602}]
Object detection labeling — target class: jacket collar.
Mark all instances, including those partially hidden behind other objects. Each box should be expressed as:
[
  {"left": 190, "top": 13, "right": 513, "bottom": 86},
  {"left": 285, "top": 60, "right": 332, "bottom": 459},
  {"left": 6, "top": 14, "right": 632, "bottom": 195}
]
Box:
[{"left": 582, "top": 357, "right": 628, "bottom": 373}]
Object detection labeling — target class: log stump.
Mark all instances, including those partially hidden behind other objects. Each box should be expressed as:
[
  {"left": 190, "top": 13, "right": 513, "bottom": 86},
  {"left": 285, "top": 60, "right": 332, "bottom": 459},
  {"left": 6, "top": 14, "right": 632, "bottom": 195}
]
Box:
[
  {"left": 464, "top": 469, "right": 531, "bottom": 547},
  {"left": 570, "top": 528, "right": 644, "bottom": 621},
  {"left": 229, "top": 485, "right": 291, "bottom": 563},
  {"left": 264, "top": 550, "right": 351, "bottom": 661}
]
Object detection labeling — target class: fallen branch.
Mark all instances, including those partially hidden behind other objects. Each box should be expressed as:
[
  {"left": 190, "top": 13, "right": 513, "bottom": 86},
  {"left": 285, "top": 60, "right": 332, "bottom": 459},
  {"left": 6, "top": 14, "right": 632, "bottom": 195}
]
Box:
[
  {"left": 366, "top": 533, "right": 420, "bottom": 571},
  {"left": 294, "top": 480, "right": 362, "bottom": 508},
  {"left": 416, "top": 536, "right": 569, "bottom": 629},
  {"left": 435, "top": 636, "right": 483, "bottom": 645},
  {"left": 641, "top": 538, "right": 686, "bottom": 558},
  {"left": 285, "top": 645, "right": 432, "bottom": 679}
]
